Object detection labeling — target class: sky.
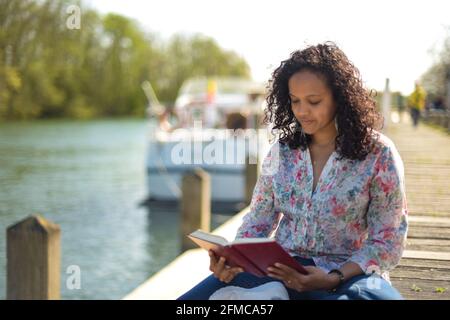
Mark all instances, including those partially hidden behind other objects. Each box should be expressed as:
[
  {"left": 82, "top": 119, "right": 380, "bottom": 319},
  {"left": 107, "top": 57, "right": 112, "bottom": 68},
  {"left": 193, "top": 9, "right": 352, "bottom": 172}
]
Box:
[{"left": 85, "top": 0, "right": 449, "bottom": 95}]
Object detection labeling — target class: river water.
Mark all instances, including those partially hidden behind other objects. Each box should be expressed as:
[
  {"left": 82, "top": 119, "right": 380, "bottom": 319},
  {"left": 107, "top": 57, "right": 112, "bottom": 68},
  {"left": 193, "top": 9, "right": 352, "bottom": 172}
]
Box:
[{"left": 0, "top": 119, "right": 230, "bottom": 299}]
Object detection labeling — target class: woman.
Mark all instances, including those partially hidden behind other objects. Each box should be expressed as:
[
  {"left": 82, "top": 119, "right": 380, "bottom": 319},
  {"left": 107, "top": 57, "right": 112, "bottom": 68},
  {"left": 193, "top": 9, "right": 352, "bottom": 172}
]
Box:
[{"left": 178, "top": 42, "right": 408, "bottom": 300}]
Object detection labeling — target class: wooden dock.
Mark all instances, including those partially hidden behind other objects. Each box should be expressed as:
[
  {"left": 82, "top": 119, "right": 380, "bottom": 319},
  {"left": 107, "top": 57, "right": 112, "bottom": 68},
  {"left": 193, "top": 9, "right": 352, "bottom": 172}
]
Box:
[
  {"left": 124, "top": 113, "right": 450, "bottom": 300},
  {"left": 387, "top": 114, "right": 450, "bottom": 299}
]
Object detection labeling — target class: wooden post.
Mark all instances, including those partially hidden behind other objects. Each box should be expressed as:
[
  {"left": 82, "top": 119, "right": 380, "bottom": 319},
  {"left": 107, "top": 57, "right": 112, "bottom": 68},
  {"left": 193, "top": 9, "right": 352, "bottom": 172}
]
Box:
[
  {"left": 245, "top": 155, "right": 259, "bottom": 205},
  {"left": 7, "top": 215, "right": 61, "bottom": 300},
  {"left": 446, "top": 71, "right": 450, "bottom": 114},
  {"left": 431, "top": 114, "right": 435, "bottom": 125},
  {"left": 180, "top": 168, "right": 211, "bottom": 252},
  {"left": 440, "top": 113, "right": 447, "bottom": 128}
]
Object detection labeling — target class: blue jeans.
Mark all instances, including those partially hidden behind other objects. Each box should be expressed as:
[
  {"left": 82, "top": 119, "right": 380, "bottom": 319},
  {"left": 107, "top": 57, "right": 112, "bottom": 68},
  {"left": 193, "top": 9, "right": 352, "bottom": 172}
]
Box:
[{"left": 177, "top": 257, "right": 404, "bottom": 300}]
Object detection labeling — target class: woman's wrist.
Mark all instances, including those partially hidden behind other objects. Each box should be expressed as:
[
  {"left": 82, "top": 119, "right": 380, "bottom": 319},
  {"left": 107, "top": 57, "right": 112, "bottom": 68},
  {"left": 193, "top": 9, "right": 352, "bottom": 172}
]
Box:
[{"left": 324, "top": 273, "right": 341, "bottom": 291}]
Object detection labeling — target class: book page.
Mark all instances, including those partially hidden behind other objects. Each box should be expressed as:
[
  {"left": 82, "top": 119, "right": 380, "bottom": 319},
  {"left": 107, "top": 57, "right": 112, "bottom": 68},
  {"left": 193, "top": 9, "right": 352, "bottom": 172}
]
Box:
[
  {"left": 230, "top": 237, "right": 274, "bottom": 245},
  {"left": 188, "top": 230, "right": 228, "bottom": 247}
]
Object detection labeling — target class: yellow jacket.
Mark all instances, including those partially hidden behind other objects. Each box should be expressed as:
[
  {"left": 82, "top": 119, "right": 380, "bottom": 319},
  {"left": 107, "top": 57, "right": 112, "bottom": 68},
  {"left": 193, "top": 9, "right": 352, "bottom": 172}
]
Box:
[{"left": 408, "top": 86, "right": 426, "bottom": 111}]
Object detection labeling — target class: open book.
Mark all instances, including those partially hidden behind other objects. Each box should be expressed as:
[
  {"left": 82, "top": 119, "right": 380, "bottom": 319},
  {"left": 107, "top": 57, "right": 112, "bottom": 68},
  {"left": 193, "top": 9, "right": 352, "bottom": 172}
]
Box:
[{"left": 188, "top": 230, "right": 308, "bottom": 277}]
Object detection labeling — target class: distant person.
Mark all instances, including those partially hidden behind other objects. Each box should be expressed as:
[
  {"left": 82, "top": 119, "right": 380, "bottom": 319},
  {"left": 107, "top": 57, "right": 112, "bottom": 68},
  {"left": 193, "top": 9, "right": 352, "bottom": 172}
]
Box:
[
  {"left": 397, "top": 94, "right": 405, "bottom": 114},
  {"left": 158, "top": 108, "right": 180, "bottom": 132},
  {"left": 178, "top": 42, "right": 407, "bottom": 300},
  {"left": 157, "top": 110, "right": 172, "bottom": 131},
  {"left": 407, "top": 82, "right": 426, "bottom": 127}
]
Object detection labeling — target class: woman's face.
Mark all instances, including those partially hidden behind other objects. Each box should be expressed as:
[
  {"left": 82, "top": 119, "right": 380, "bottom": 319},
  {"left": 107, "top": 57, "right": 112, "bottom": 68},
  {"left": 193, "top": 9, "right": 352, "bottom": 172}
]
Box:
[{"left": 288, "top": 70, "right": 337, "bottom": 136}]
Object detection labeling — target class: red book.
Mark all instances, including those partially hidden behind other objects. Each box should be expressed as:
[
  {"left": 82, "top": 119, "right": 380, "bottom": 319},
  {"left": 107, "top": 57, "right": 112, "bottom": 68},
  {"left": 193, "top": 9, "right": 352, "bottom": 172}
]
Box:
[{"left": 187, "top": 230, "right": 308, "bottom": 277}]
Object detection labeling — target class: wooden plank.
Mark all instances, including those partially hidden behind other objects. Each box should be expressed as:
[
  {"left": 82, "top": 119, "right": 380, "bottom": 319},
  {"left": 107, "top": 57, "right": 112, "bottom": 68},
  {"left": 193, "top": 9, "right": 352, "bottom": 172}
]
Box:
[
  {"left": 405, "top": 238, "right": 450, "bottom": 251},
  {"left": 408, "top": 202, "right": 450, "bottom": 208},
  {"left": 407, "top": 209, "right": 450, "bottom": 217},
  {"left": 407, "top": 222, "right": 450, "bottom": 229},
  {"left": 408, "top": 216, "right": 450, "bottom": 226},
  {"left": 408, "top": 188, "right": 450, "bottom": 194},
  {"left": 407, "top": 226, "right": 450, "bottom": 240},
  {"left": 407, "top": 189, "right": 450, "bottom": 195},
  {"left": 402, "top": 250, "right": 450, "bottom": 261},
  {"left": 406, "top": 177, "right": 450, "bottom": 182},
  {"left": 408, "top": 206, "right": 450, "bottom": 211},
  {"left": 408, "top": 208, "right": 450, "bottom": 215},
  {"left": 406, "top": 167, "right": 450, "bottom": 173},
  {"left": 406, "top": 196, "right": 450, "bottom": 202},
  {"left": 398, "top": 258, "right": 450, "bottom": 269},
  {"left": 408, "top": 221, "right": 450, "bottom": 229},
  {"left": 390, "top": 266, "right": 450, "bottom": 281},
  {"left": 408, "top": 200, "right": 450, "bottom": 205},
  {"left": 407, "top": 197, "right": 450, "bottom": 204},
  {"left": 390, "top": 278, "right": 450, "bottom": 300},
  {"left": 408, "top": 194, "right": 450, "bottom": 200},
  {"left": 405, "top": 167, "right": 450, "bottom": 172}
]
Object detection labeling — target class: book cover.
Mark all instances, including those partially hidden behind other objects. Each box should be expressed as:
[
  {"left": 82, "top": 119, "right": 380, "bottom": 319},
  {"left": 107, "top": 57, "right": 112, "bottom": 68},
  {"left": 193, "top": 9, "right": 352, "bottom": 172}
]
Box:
[{"left": 187, "top": 230, "right": 308, "bottom": 277}]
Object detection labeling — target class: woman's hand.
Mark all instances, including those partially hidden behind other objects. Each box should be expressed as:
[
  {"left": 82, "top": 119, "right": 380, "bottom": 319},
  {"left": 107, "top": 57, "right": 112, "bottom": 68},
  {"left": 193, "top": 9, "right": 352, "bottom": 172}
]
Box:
[
  {"left": 267, "top": 264, "right": 339, "bottom": 292},
  {"left": 209, "top": 250, "right": 244, "bottom": 283}
]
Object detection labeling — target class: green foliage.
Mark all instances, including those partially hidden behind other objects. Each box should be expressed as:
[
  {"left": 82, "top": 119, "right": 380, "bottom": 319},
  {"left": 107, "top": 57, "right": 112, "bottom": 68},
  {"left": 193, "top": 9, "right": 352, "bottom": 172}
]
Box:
[
  {"left": 422, "top": 26, "right": 450, "bottom": 100},
  {"left": 410, "top": 284, "right": 422, "bottom": 292},
  {"left": 434, "top": 287, "right": 447, "bottom": 294},
  {"left": 0, "top": 0, "right": 250, "bottom": 120},
  {"left": 154, "top": 33, "right": 250, "bottom": 103}
]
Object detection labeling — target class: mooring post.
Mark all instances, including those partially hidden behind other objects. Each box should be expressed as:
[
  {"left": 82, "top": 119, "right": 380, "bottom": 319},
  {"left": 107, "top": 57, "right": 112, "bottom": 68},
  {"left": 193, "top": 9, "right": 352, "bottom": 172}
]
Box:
[
  {"left": 7, "top": 215, "right": 61, "bottom": 300},
  {"left": 180, "top": 168, "right": 211, "bottom": 252}
]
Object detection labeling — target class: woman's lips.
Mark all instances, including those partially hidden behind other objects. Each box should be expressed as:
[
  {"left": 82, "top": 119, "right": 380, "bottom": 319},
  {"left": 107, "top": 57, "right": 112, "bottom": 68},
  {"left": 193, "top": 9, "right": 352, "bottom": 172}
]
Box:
[{"left": 301, "top": 120, "right": 315, "bottom": 126}]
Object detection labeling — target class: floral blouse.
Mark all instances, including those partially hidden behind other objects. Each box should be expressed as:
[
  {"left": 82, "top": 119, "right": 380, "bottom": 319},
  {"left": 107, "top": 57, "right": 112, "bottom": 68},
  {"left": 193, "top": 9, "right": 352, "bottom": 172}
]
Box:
[{"left": 235, "top": 131, "right": 408, "bottom": 280}]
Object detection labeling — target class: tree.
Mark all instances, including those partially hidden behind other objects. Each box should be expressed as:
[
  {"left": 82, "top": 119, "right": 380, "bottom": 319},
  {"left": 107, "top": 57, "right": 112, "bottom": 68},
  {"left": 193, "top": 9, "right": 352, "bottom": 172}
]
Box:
[
  {"left": 421, "top": 26, "right": 450, "bottom": 102},
  {"left": 152, "top": 33, "right": 251, "bottom": 104},
  {"left": 0, "top": 0, "right": 252, "bottom": 120}
]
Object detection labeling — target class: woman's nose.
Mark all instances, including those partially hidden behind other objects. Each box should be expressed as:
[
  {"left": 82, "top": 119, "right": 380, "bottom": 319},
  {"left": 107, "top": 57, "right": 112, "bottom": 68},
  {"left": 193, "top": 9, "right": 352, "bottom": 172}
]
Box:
[{"left": 293, "top": 104, "right": 309, "bottom": 117}]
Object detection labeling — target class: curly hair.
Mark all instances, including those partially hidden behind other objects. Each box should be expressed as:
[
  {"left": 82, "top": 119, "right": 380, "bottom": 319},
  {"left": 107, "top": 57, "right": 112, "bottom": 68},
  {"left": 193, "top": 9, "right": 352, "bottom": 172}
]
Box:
[{"left": 264, "top": 42, "right": 383, "bottom": 161}]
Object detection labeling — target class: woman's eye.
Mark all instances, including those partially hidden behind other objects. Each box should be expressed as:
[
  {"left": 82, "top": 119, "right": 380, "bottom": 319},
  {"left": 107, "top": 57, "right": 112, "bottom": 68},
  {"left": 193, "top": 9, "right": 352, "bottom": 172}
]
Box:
[
  {"left": 291, "top": 100, "right": 300, "bottom": 104},
  {"left": 310, "top": 101, "right": 321, "bottom": 105}
]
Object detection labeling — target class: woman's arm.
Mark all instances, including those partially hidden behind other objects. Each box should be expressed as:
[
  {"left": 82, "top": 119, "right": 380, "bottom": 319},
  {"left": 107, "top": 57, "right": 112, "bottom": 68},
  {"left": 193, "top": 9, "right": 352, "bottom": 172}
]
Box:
[{"left": 347, "top": 143, "right": 408, "bottom": 275}]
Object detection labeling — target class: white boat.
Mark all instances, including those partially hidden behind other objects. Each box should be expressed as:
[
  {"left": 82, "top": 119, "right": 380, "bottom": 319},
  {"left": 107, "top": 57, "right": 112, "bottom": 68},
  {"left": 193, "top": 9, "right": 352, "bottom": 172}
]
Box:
[{"left": 143, "top": 77, "right": 271, "bottom": 203}]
